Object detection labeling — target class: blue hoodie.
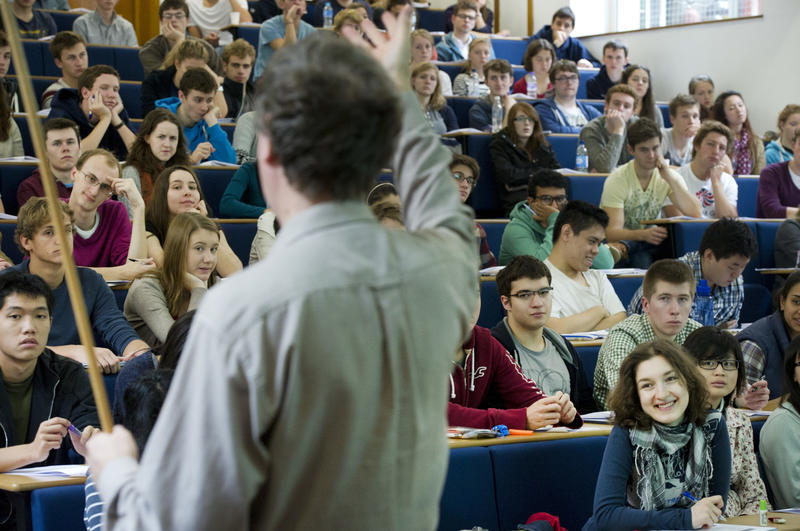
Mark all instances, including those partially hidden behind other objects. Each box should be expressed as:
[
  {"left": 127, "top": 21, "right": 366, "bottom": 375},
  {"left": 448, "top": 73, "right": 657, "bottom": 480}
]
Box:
[
  {"left": 532, "top": 25, "right": 600, "bottom": 67},
  {"left": 155, "top": 97, "right": 236, "bottom": 164}
]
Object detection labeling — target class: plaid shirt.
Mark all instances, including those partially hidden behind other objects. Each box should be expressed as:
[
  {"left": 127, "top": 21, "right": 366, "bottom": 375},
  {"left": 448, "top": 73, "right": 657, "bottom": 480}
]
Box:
[
  {"left": 593, "top": 313, "right": 702, "bottom": 409},
  {"left": 627, "top": 251, "right": 744, "bottom": 326},
  {"left": 475, "top": 223, "right": 497, "bottom": 270},
  {"left": 739, "top": 339, "right": 765, "bottom": 385}
]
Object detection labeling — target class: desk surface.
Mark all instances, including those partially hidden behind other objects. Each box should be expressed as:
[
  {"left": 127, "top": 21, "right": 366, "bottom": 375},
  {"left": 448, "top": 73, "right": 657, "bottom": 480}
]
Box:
[
  {"left": 0, "top": 472, "right": 85, "bottom": 492},
  {"left": 642, "top": 218, "right": 785, "bottom": 224},
  {"left": 727, "top": 511, "right": 800, "bottom": 529},
  {"left": 448, "top": 423, "right": 612, "bottom": 448}
]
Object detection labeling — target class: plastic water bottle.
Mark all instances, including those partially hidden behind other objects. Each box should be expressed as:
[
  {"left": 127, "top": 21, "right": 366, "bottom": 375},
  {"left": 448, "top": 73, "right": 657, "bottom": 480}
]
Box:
[
  {"left": 691, "top": 279, "right": 715, "bottom": 326},
  {"left": 525, "top": 75, "right": 537, "bottom": 97},
  {"left": 323, "top": 2, "right": 333, "bottom": 27},
  {"left": 575, "top": 141, "right": 588, "bottom": 171},
  {"left": 469, "top": 70, "right": 479, "bottom": 97},
  {"left": 491, "top": 96, "right": 503, "bottom": 133}
]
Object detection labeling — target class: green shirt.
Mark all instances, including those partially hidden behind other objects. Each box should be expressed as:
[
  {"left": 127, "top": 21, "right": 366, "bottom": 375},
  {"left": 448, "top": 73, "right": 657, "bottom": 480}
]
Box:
[{"left": 5, "top": 372, "right": 34, "bottom": 445}]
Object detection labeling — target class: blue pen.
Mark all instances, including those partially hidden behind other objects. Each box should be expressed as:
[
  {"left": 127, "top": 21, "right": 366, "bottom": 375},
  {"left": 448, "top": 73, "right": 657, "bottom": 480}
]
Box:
[
  {"left": 68, "top": 424, "right": 82, "bottom": 437},
  {"left": 682, "top": 491, "right": 698, "bottom": 502}
]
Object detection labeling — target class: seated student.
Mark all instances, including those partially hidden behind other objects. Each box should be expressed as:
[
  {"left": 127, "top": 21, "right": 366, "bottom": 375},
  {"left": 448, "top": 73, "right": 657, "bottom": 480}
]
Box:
[
  {"left": 435, "top": 1, "right": 492, "bottom": 63},
  {"left": 186, "top": 0, "right": 251, "bottom": 49},
  {"left": 442, "top": 0, "right": 494, "bottom": 33},
  {"left": 672, "top": 120, "right": 738, "bottom": 219},
  {"left": 10, "top": 0, "right": 57, "bottom": 39},
  {"left": 737, "top": 271, "right": 800, "bottom": 400},
  {"left": 10, "top": 198, "right": 149, "bottom": 371},
  {"left": 511, "top": 38, "right": 555, "bottom": 98},
  {"left": 156, "top": 68, "right": 237, "bottom": 164},
  {"left": 629, "top": 218, "right": 756, "bottom": 331},
  {"left": 142, "top": 39, "right": 227, "bottom": 118},
  {"left": 489, "top": 103, "right": 560, "bottom": 214},
  {"left": 42, "top": 31, "right": 89, "bottom": 109},
  {"left": 491, "top": 255, "right": 597, "bottom": 413},
  {"left": 310, "top": 0, "right": 371, "bottom": 28},
  {"left": 125, "top": 213, "right": 218, "bottom": 346},
  {"left": 48, "top": 65, "right": 136, "bottom": 161},
  {"left": 221, "top": 39, "right": 256, "bottom": 119},
  {"left": 580, "top": 84, "right": 638, "bottom": 173},
  {"left": 594, "top": 259, "right": 702, "bottom": 409},
  {"left": 622, "top": 64, "right": 664, "bottom": 128},
  {"left": 332, "top": 8, "right": 365, "bottom": 38},
  {"left": 585, "top": 339, "right": 730, "bottom": 530},
  {"left": 760, "top": 336, "right": 800, "bottom": 510},
  {"left": 121, "top": 108, "right": 193, "bottom": 214},
  {"left": 0, "top": 271, "right": 99, "bottom": 528},
  {"left": 756, "top": 126, "right": 800, "bottom": 218},
  {"left": 0, "top": 31, "right": 19, "bottom": 113},
  {"left": 72, "top": 0, "right": 137, "bottom": 47},
  {"left": 68, "top": 149, "right": 155, "bottom": 281},
  {"left": 449, "top": 154, "right": 496, "bottom": 269},
  {"left": 249, "top": 0, "right": 281, "bottom": 23},
  {"left": 531, "top": 6, "right": 598, "bottom": 68},
  {"left": 450, "top": 294, "right": 582, "bottom": 430},
  {"left": 500, "top": 169, "right": 619, "bottom": 268},
  {"left": 600, "top": 118, "right": 702, "bottom": 269},
  {"left": 468, "top": 59, "right": 513, "bottom": 132},
  {"left": 254, "top": 0, "right": 315, "bottom": 81},
  {"left": 689, "top": 74, "right": 715, "bottom": 121},
  {"left": 661, "top": 94, "right": 701, "bottom": 167},
  {"left": 683, "top": 326, "right": 771, "bottom": 517},
  {"left": 766, "top": 104, "right": 800, "bottom": 165},
  {"left": 34, "top": 0, "right": 70, "bottom": 9},
  {"left": 452, "top": 37, "right": 492, "bottom": 97},
  {"left": 219, "top": 161, "right": 266, "bottom": 218},
  {"left": 585, "top": 40, "right": 627, "bottom": 100},
  {"left": 0, "top": 83, "right": 22, "bottom": 159},
  {"left": 536, "top": 59, "right": 601, "bottom": 135},
  {"left": 412, "top": 62, "right": 458, "bottom": 137},
  {"left": 371, "top": 0, "right": 410, "bottom": 31},
  {"left": 544, "top": 201, "right": 626, "bottom": 334},
  {"left": 145, "top": 165, "right": 242, "bottom": 276},
  {"left": 775, "top": 210, "right": 800, "bottom": 269},
  {"left": 18, "top": 118, "right": 80, "bottom": 208},
  {"left": 410, "top": 29, "right": 452, "bottom": 96},
  {"left": 232, "top": 109, "right": 257, "bottom": 164},
  {"left": 712, "top": 91, "right": 765, "bottom": 176},
  {"left": 248, "top": 211, "right": 278, "bottom": 264},
  {"left": 139, "top": 0, "right": 223, "bottom": 78}
]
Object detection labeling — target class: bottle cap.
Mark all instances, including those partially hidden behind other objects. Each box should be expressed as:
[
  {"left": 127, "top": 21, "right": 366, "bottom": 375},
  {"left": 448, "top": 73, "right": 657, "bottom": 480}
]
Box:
[
  {"left": 760, "top": 499, "right": 767, "bottom": 510},
  {"left": 697, "top": 278, "right": 711, "bottom": 296}
]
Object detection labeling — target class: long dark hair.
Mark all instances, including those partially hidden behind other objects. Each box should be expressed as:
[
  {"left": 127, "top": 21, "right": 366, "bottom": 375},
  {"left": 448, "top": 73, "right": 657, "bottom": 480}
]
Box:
[
  {"left": 683, "top": 326, "right": 746, "bottom": 409},
  {"left": 126, "top": 108, "right": 191, "bottom": 177},
  {"left": 121, "top": 369, "right": 174, "bottom": 453},
  {"left": 622, "top": 64, "right": 658, "bottom": 123},
  {"left": 145, "top": 165, "right": 208, "bottom": 244},
  {"left": 153, "top": 309, "right": 196, "bottom": 371},
  {"left": 712, "top": 90, "right": 758, "bottom": 161},
  {"left": 781, "top": 334, "right": 800, "bottom": 413},
  {"left": 504, "top": 102, "right": 548, "bottom": 159}
]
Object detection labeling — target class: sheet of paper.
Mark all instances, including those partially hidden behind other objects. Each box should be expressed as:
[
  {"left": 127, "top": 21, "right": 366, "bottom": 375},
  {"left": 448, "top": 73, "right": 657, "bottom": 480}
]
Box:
[{"left": 5, "top": 464, "right": 87, "bottom": 480}]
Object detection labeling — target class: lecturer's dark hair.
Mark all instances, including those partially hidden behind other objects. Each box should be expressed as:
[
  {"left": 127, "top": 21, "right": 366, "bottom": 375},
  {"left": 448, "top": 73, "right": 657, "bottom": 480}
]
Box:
[{"left": 122, "top": 369, "right": 175, "bottom": 453}]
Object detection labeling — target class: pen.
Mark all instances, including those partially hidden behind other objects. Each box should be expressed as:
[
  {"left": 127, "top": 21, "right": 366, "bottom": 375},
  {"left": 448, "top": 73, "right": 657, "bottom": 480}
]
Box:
[
  {"left": 68, "top": 424, "right": 81, "bottom": 437},
  {"left": 681, "top": 491, "right": 697, "bottom": 502},
  {"left": 88, "top": 94, "right": 94, "bottom": 121}
]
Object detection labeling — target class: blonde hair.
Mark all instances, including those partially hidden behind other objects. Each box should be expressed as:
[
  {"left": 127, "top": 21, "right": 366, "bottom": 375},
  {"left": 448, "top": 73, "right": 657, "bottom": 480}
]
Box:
[
  {"left": 411, "top": 62, "right": 445, "bottom": 111},
  {"left": 162, "top": 39, "right": 209, "bottom": 70}
]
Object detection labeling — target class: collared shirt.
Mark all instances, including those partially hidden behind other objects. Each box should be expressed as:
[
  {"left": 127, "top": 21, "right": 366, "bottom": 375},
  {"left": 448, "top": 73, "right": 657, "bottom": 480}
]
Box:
[
  {"left": 593, "top": 313, "right": 701, "bottom": 409},
  {"left": 73, "top": 10, "right": 138, "bottom": 47}
]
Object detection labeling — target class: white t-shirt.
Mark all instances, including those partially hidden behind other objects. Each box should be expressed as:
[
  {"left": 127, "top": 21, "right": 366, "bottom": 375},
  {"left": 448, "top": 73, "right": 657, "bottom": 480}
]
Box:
[
  {"left": 554, "top": 101, "right": 588, "bottom": 128},
  {"left": 187, "top": 0, "right": 247, "bottom": 46},
  {"left": 673, "top": 164, "right": 738, "bottom": 219},
  {"left": 545, "top": 259, "right": 624, "bottom": 323},
  {"left": 660, "top": 127, "right": 694, "bottom": 167}
]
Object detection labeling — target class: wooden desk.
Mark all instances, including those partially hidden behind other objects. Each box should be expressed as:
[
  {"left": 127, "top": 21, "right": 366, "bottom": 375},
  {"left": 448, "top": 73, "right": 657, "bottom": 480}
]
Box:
[
  {"left": 569, "top": 339, "right": 604, "bottom": 347},
  {"left": 727, "top": 511, "right": 800, "bottom": 529},
  {"left": 448, "top": 423, "right": 612, "bottom": 448},
  {"left": 0, "top": 472, "right": 85, "bottom": 493},
  {"left": 758, "top": 268, "right": 797, "bottom": 275}
]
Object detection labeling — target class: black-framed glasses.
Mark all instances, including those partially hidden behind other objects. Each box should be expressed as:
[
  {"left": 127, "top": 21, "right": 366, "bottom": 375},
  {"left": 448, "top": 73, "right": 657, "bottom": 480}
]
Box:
[
  {"left": 509, "top": 287, "right": 553, "bottom": 301},
  {"left": 698, "top": 360, "right": 740, "bottom": 371},
  {"left": 455, "top": 13, "right": 476, "bottom": 20},
  {"left": 451, "top": 172, "right": 476, "bottom": 187},
  {"left": 554, "top": 75, "right": 579, "bottom": 83},
  {"left": 535, "top": 194, "right": 568, "bottom": 205}
]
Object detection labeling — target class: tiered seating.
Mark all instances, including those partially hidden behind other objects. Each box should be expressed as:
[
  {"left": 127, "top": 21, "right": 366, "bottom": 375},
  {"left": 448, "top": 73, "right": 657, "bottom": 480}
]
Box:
[{"left": 14, "top": 41, "right": 142, "bottom": 82}]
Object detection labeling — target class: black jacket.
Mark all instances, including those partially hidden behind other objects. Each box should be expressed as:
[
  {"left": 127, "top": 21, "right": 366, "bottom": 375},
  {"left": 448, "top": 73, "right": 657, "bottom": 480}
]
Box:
[
  {"left": 141, "top": 66, "right": 179, "bottom": 117},
  {"left": 223, "top": 77, "right": 255, "bottom": 119}
]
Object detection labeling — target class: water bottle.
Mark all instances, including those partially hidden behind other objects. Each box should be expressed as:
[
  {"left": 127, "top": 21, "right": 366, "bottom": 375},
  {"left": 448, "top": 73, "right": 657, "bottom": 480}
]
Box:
[
  {"left": 575, "top": 141, "right": 588, "bottom": 171},
  {"left": 323, "top": 2, "right": 333, "bottom": 27},
  {"left": 469, "top": 70, "right": 479, "bottom": 97},
  {"left": 491, "top": 96, "right": 503, "bottom": 133},
  {"left": 691, "top": 279, "right": 715, "bottom": 326},
  {"left": 525, "top": 74, "right": 537, "bottom": 97}
]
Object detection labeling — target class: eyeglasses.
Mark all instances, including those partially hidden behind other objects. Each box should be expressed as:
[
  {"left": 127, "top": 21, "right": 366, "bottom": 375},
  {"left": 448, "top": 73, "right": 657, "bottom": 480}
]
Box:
[
  {"left": 555, "top": 75, "right": 579, "bottom": 83},
  {"left": 451, "top": 172, "right": 476, "bottom": 187},
  {"left": 698, "top": 360, "right": 740, "bottom": 371},
  {"left": 535, "top": 195, "right": 568, "bottom": 205},
  {"left": 509, "top": 287, "right": 553, "bottom": 301},
  {"left": 162, "top": 12, "right": 186, "bottom": 20},
  {"left": 513, "top": 116, "right": 535, "bottom": 124},
  {"left": 80, "top": 171, "right": 113, "bottom": 197},
  {"left": 455, "top": 14, "right": 476, "bottom": 21}
]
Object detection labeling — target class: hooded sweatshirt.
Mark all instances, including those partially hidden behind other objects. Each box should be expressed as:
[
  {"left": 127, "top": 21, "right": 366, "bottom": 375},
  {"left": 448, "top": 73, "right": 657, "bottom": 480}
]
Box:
[{"left": 155, "top": 97, "right": 236, "bottom": 164}]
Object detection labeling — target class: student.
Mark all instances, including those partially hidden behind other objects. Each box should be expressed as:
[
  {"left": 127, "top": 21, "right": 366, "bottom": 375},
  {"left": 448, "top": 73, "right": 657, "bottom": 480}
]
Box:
[
  {"left": 594, "top": 259, "right": 702, "bottom": 409},
  {"left": 661, "top": 94, "right": 701, "bottom": 167},
  {"left": 468, "top": 59, "right": 513, "bottom": 132},
  {"left": 34, "top": 0, "right": 70, "bottom": 9},
  {"left": 622, "top": 64, "right": 663, "bottom": 128},
  {"left": 248, "top": 210, "right": 278, "bottom": 264},
  {"left": 737, "top": 271, "right": 800, "bottom": 400},
  {"left": 629, "top": 218, "right": 756, "bottom": 330},
  {"left": 139, "top": 0, "right": 223, "bottom": 78},
  {"left": 759, "top": 335, "right": 800, "bottom": 509},
  {"left": 121, "top": 108, "right": 193, "bottom": 213},
  {"left": 145, "top": 165, "right": 242, "bottom": 276},
  {"left": 712, "top": 91, "right": 765, "bottom": 175},
  {"left": 449, "top": 154, "right": 496, "bottom": 269},
  {"left": 499, "top": 169, "right": 618, "bottom": 268},
  {"left": 536, "top": 59, "right": 601, "bottom": 134},
  {"left": 672, "top": 120, "right": 738, "bottom": 219},
  {"left": 580, "top": 84, "right": 639, "bottom": 173},
  {"left": 372, "top": 0, "right": 411, "bottom": 31},
  {"left": 0, "top": 31, "right": 19, "bottom": 114},
  {"left": 584, "top": 339, "right": 730, "bottom": 530},
  {"left": 511, "top": 38, "right": 555, "bottom": 98},
  {"left": 491, "top": 255, "right": 597, "bottom": 413},
  {"left": 683, "top": 326, "right": 771, "bottom": 517},
  {"left": 0, "top": 271, "right": 99, "bottom": 529},
  {"left": 232, "top": 109, "right": 257, "bottom": 163},
  {"left": 18, "top": 118, "right": 79, "bottom": 208},
  {"left": 310, "top": 0, "right": 372, "bottom": 28},
  {"left": 221, "top": 39, "right": 255, "bottom": 118},
  {"left": 186, "top": 0, "right": 252, "bottom": 49},
  {"left": 125, "top": 213, "right": 218, "bottom": 346},
  {"left": 452, "top": 37, "right": 491, "bottom": 97},
  {"left": 766, "top": 104, "right": 800, "bottom": 165},
  {"left": 544, "top": 201, "right": 626, "bottom": 334},
  {"left": 68, "top": 149, "right": 154, "bottom": 281},
  {"left": 689, "top": 74, "right": 714, "bottom": 121},
  {"left": 48, "top": 65, "right": 136, "bottom": 160},
  {"left": 756, "top": 126, "right": 800, "bottom": 218},
  {"left": 42, "top": 31, "right": 89, "bottom": 109},
  {"left": 155, "top": 67, "right": 237, "bottom": 164},
  {"left": 219, "top": 167, "right": 265, "bottom": 219},
  {"left": 332, "top": 8, "right": 364, "bottom": 38},
  {"left": 10, "top": 198, "right": 149, "bottom": 371},
  {"left": 489, "top": 104, "right": 560, "bottom": 215},
  {"left": 0, "top": 83, "right": 22, "bottom": 159},
  {"left": 254, "top": 0, "right": 315, "bottom": 81},
  {"left": 600, "top": 118, "right": 702, "bottom": 269},
  {"left": 10, "top": 0, "right": 57, "bottom": 39},
  {"left": 436, "top": 1, "right": 489, "bottom": 63},
  {"left": 585, "top": 40, "right": 627, "bottom": 100},
  {"left": 531, "top": 6, "right": 598, "bottom": 68},
  {"left": 409, "top": 29, "right": 452, "bottom": 96},
  {"left": 73, "top": 0, "right": 137, "bottom": 47},
  {"left": 442, "top": 0, "right": 494, "bottom": 33},
  {"left": 412, "top": 62, "right": 458, "bottom": 138}
]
